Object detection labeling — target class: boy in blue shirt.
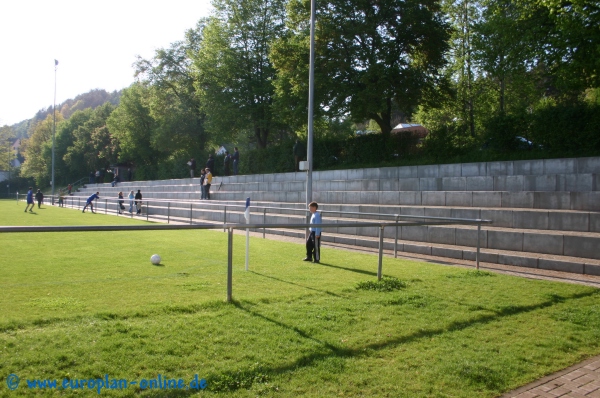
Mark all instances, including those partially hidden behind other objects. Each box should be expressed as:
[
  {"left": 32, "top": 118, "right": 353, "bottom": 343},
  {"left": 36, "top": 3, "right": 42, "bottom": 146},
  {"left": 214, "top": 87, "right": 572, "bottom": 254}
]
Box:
[
  {"left": 82, "top": 192, "right": 100, "bottom": 213},
  {"left": 24, "top": 187, "right": 34, "bottom": 212},
  {"left": 304, "top": 201, "right": 322, "bottom": 263}
]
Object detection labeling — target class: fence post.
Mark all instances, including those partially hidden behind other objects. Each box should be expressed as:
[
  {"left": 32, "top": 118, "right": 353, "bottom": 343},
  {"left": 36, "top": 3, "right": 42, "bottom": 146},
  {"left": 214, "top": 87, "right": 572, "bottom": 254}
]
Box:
[
  {"left": 105, "top": 199, "right": 108, "bottom": 214},
  {"left": 476, "top": 223, "right": 481, "bottom": 270},
  {"left": 190, "top": 203, "right": 193, "bottom": 225},
  {"left": 167, "top": 203, "right": 170, "bottom": 224},
  {"left": 378, "top": 225, "right": 384, "bottom": 281},
  {"left": 227, "top": 227, "right": 233, "bottom": 303},
  {"left": 146, "top": 201, "right": 149, "bottom": 221},
  {"left": 263, "top": 208, "right": 267, "bottom": 238},
  {"left": 394, "top": 215, "right": 399, "bottom": 258},
  {"left": 223, "top": 206, "right": 227, "bottom": 232}
]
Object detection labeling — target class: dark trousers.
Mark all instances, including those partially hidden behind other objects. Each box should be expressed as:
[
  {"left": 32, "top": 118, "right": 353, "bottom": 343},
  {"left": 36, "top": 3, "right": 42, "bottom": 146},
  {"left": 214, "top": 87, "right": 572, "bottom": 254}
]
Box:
[
  {"left": 306, "top": 231, "right": 321, "bottom": 262},
  {"left": 205, "top": 184, "right": 211, "bottom": 200}
]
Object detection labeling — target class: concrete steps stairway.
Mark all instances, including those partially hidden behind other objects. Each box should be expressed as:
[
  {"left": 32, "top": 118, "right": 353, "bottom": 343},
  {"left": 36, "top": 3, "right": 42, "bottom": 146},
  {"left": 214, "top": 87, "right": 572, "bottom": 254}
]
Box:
[{"left": 74, "top": 157, "right": 600, "bottom": 275}]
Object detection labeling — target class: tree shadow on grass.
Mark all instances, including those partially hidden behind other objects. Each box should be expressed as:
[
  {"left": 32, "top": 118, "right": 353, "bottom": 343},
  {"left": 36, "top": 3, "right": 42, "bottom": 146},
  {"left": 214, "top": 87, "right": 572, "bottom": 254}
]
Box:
[
  {"left": 249, "top": 271, "right": 344, "bottom": 297},
  {"left": 191, "top": 289, "right": 599, "bottom": 394},
  {"left": 318, "top": 262, "right": 378, "bottom": 277}
]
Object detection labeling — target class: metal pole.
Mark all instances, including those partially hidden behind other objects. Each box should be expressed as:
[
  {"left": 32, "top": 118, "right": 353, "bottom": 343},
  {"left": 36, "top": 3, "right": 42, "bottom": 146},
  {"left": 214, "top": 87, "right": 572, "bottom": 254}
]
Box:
[
  {"left": 476, "top": 223, "right": 481, "bottom": 270},
  {"left": 305, "top": 0, "right": 316, "bottom": 217},
  {"left": 190, "top": 203, "right": 193, "bottom": 225},
  {"left": 263, "top": 208, "right": 266, "bottom": 238},
  {"left": 378, "top": 226, "right": 384, "bottom": 280},
  {"left": 227, "top": 227, "right": 233, "bottom": 302},
  {"left": 223, "top": 206, "right": 227, "bottom": 232},
  {"left": 394, "top": 215, "right": 399, "bottom": 258},
  {"left": 146, "top": 201, "right": 149, "bottom": 221},
  {"left": 105, "top": 199, "right": 107, "bottom": 214},
  {"left": 51, "top": 60, "right": 57, "bottom": 205},
  {"left": 167, "top": 203, "right": 170, "bottom": 224}
]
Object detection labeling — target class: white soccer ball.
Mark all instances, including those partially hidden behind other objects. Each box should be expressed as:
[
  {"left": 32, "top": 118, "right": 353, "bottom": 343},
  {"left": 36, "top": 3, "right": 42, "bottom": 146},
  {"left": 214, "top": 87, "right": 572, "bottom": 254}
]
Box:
[{"left": 150, "top": 254, "right": 161, "bottom": 265}]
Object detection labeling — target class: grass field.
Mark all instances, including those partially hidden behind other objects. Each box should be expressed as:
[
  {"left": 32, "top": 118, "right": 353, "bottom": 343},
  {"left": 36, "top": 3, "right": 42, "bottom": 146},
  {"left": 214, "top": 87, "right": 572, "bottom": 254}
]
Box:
[{"left": 1, "top": 199, "right": 600, "bottom": 397}]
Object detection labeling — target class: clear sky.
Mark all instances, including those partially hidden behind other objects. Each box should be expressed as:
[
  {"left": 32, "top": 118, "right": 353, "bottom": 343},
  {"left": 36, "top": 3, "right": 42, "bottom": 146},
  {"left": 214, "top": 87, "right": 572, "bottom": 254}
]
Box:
[{"left": 0, "top": 0, "right": 213, "bottom": 127}]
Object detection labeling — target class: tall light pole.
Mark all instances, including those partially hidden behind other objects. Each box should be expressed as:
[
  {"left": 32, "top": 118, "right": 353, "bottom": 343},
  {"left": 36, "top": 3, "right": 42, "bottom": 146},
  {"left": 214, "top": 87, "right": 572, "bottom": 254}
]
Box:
[
  {"left": 306, "top": 0, "right": 316, "bottom": 211},
  {"left": 51, "top": 59, "right": 58, "bottom": 204}
]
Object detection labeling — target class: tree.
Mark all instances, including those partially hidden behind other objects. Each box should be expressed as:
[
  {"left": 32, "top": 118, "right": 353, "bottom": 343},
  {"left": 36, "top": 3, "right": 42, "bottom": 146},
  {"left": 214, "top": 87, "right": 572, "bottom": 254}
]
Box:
[
  {"left": 274, "top": 0, "right": 451, "bottom": 137},
  {"left": 134, "top": 29, "right": 207, "bottom": 156},
  {"left": 20, "top": 114, "right": 64, "bottom": 186},
  {"left": 107, "top": 83, "right": 160, "bottom": 179},
  {"left": 192, "top": 0, "right": 287, "bottom": 148}
]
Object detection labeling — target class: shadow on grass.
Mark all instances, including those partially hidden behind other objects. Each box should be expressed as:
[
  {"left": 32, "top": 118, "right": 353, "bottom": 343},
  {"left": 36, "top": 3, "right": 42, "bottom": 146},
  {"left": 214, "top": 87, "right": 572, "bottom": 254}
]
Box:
[
  {"left": 250, "top": 271, "right": 343, "bottom": 297},
  {"left": 318, "top": 262, "right": 378, "bottom": 277},
  {"left": 197, "top": 289, "right": 599, "bottom": 394}
]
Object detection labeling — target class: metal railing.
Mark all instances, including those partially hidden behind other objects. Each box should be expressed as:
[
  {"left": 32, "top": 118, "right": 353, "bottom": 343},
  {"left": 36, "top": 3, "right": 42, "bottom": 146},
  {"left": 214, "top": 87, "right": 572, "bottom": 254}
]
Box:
[
  {"left": 16, "top": 193, "right": 493, "bottom": 263},
  {"left": 0, "top": 217, "right": 492, "bottom": 303}
]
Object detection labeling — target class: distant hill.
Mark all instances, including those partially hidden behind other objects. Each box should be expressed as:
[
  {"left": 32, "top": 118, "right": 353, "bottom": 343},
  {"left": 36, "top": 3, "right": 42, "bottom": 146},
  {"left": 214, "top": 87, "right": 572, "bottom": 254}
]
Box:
[{"left": 11, "top": 89, "right": 121, "bottom": 139}]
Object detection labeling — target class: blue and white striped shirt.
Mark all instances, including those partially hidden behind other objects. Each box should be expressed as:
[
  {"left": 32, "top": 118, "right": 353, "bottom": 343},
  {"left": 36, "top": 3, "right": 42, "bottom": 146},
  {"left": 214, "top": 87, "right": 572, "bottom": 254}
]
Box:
[{"left": 310, "top": 211, "right": 322, "bottom": 236}]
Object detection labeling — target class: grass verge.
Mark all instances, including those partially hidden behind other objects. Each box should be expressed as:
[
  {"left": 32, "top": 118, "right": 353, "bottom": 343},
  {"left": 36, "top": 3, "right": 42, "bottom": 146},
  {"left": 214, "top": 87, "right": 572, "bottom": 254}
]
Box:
[{"left": 1, "top": 200, "right": 599, "bottom": 397}]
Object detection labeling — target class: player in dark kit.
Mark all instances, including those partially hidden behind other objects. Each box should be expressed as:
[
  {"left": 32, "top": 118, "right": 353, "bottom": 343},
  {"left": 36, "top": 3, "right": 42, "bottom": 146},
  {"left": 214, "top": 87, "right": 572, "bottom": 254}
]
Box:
[{"left": 82, "top": 192, "right": 100, "bottom": 213}]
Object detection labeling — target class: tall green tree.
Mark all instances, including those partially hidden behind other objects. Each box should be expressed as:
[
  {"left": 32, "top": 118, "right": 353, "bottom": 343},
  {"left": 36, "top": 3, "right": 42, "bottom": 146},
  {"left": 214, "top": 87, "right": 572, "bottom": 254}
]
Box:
[
  {"left": 107, "top": 83, "right": 160, "bottom": 179},
  {"left": 274, "top": 0, "right": 451, "bottom": 137},
  {"left": 134, "top": 29, "right": 207, "bottom": 156},
  {"left": 192, "top": 0, "right": 287, "bottom": 149},
  {"left": 20, "top": 114, "right": 64, "bottom": 186}
]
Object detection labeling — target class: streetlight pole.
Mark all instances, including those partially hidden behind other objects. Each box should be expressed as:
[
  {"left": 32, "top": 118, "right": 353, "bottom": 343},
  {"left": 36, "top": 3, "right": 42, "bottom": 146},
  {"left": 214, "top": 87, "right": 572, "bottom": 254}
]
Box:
[
  {"left": 306, "top": 0, "right": 316, "bottom": 211},
  {"left": 51, "top": 59, "right": 58, "bottom": 204}
]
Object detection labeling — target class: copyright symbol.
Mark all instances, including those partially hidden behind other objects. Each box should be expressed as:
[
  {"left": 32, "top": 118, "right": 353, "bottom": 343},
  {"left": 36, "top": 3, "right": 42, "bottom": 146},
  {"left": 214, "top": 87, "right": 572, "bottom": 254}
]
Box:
[{"left": 6, "top": 373, "right": 20, "bottom": 390}]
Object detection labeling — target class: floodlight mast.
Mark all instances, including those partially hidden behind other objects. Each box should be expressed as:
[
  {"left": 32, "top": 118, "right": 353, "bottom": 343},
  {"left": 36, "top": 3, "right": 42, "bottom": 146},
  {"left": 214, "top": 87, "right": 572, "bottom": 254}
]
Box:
[
  {"left": 51, "top": 60, "right": 58, "bottom": 204},
  {"left": 306, "top": 0, "right": 316, "bottom": 234}
]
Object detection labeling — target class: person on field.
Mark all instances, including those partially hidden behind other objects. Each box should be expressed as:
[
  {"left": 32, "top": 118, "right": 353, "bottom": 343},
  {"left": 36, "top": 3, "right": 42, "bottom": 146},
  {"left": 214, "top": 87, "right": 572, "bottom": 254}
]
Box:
[
  {"left": 35, "top": 189, "right": 44, "bottom": 208},
  {"left": 304, "top": 201, "right": 322, "bottom": 263},
  {"left": 82, "top": 192, "right": 100, "bottom": 213},
  {"left": 203, "top": 168, "right": 213, "bottom": 200},
  {"left": 24, "top": 187, "right": 35, "bottom": 212},
  {"left": 135, "top": 189, "right": 143, "bottom": 214}
]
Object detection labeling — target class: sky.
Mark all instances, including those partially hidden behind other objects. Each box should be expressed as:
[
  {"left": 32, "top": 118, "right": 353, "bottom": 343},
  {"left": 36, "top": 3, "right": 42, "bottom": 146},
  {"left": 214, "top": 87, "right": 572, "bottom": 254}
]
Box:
[{"left": 0, "top": 0, "right": 213, "bottom": 127}]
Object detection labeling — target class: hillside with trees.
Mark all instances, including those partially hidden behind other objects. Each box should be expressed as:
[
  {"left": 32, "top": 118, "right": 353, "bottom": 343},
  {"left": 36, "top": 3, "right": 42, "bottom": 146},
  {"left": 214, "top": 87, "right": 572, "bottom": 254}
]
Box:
[{"left": 6, "top": 0, "right": 599, "bottom": 189}]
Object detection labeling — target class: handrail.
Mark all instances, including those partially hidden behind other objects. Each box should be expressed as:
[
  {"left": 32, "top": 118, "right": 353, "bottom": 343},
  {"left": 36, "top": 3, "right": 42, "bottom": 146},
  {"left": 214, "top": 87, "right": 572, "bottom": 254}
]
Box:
[
  {"left": 0, "top": 218, "right": 492, "bottom": 303},
  {"left": 16, "top": 193, "right": 492, "bottom": 270}
]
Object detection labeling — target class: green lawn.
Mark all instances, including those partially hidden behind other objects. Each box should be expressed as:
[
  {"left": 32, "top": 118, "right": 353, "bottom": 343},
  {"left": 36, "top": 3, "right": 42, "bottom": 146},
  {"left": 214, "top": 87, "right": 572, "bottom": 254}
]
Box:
[{"left": 1, "top": 200, "right": 600, "bottom": 397}]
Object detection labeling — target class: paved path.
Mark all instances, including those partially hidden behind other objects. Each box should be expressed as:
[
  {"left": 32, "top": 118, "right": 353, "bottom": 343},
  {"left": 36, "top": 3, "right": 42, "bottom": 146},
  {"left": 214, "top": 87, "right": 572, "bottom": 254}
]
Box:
[{"left": 500, "top": 356, "right": 600, "bottom": 398}]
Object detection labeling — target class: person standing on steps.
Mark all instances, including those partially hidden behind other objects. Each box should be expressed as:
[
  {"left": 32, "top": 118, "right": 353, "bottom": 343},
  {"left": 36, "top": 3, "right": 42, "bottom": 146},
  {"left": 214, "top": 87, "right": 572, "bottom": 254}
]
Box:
[
  {"left": 303, "top": 201, "right": 322, "bottom": 263},
  {"left": 189, "top": 158, "right": 196, "bottom": 178},
  {"left": 199, "top": 169, "right": 206, "bottom": 199},
  {"left": 204, "top": 168, "right": 213, "bottom": 200},
  {"left": 232, "top": 147, "right": 240, "bottom": 175},
  {"left": 293, "top": 140, "right": 305, "bottom": 172},
  {"left": 206, "top": 154, "right": 215, "bottom": 177},
  {"left": 224, "top": 151, "right": 231, "bottom": 176},
  {"left": 128, "top": 190, "right": 135, "bottom": 213},
  {"left": 135, "top": 189, "right": 143, "bottom": 214}
]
